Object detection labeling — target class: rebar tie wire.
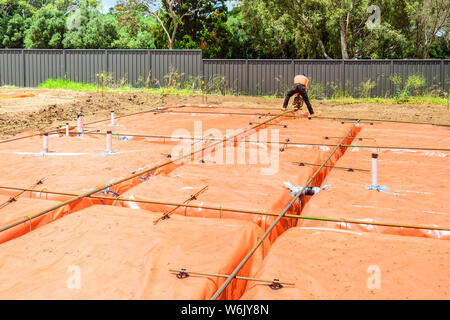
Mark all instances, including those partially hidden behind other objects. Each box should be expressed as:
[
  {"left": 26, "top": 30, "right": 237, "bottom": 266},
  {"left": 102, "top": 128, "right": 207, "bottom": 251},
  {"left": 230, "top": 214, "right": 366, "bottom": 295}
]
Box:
[
  {"left": 153, "top": 185, "right": 208, "bottom": 225},
  {"left": 169, "top": 269, "right": 294, "bottom": 290},
  {"left": 0, "top": 178, "right": 45, "bottom": 210}
]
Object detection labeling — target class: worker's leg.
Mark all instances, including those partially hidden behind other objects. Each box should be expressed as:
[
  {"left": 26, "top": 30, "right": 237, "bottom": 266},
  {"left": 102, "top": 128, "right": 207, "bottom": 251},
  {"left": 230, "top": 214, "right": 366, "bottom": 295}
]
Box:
[
  {"left": 299, "top": 86, "right": 314, "bottom": 115},
  {"left": 282, "top": 86, "right": 300, "bottom": 110}
]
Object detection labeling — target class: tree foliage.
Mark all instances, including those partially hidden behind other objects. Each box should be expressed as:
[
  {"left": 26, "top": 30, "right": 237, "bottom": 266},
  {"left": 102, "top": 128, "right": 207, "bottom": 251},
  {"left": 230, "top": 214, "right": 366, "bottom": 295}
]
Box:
[
  {"left": 63, "top": 7, "right": 118, "bottom": 49},
  {"left": 0, "top": 0, "right": 447, "bottom": 59}
]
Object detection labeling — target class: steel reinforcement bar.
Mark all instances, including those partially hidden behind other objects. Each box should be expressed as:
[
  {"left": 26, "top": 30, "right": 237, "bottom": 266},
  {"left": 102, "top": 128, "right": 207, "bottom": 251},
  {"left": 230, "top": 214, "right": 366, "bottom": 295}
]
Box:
[
  {"left": 0, "top": 110, "right": 293, "bottom": 234},
  {"left": 71, "top": 131, "right": 450, "bottom": 153},
  {"left": 154, "top": 109, "right": 450, "bottom": 127},
  {"left": 1, "top": 185, "right": 449, "bottom": 233},
  {"left": 210, "top": 120, "right": 361, "bottom": 300}
]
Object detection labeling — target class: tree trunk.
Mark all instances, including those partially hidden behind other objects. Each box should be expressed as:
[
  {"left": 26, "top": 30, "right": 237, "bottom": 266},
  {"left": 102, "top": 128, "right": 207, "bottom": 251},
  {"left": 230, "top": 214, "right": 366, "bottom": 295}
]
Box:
[{"left": 339, "top": 20, "right": 349, "bottom": 59}]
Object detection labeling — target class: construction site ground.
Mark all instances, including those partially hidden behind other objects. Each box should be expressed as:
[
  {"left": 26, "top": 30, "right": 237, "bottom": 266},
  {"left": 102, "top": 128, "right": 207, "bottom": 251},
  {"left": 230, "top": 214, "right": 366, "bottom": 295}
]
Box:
[{"left": 0, "top": 87, "right": 448, "bottom": 300}]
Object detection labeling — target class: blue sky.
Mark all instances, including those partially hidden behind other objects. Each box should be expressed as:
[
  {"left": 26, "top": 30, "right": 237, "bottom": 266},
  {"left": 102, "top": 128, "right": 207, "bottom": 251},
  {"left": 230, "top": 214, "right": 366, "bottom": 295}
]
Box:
[{"left": 99, "top": 0, "right": 116, "bottom": 13}]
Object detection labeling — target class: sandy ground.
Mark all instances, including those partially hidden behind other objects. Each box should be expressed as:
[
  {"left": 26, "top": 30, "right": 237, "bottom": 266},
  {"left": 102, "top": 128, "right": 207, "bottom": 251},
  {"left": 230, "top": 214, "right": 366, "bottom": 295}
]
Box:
[{"left": 0, "top": 88, "right": 449, "bottom": 138}]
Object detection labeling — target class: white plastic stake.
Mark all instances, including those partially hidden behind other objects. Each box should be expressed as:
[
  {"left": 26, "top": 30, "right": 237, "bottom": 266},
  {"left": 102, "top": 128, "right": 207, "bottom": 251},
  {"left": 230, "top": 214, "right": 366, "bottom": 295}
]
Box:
[
  {"left": 77, "top": 114, "right": 84, "bottom": 133},
  {"left": 106, "top": 131, "right": 112, "bottom": 153},
  {"left": 43, "top": 133, "right": 49, "bottom": 153},
  {"left": 372, "top": 153, "right": 378, "bottom": 186},
  {"left": 110, "top": 110, "right": 116, "bottom": 126},
  {"left": 65, "top": 123, "right": 69, "bottom": 137}
]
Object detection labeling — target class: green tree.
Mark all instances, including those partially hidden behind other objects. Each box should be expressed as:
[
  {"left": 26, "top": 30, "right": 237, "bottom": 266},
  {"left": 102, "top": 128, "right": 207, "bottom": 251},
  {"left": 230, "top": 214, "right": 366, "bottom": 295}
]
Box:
[
  {"left": 63, "top": 8, "right": 118, "bottom": 49},
  {"left": 24, "top": 7, "right": 65, "bottom": 48},
  {"left": 112, "top": 0, "right": 157, "bottom": 49},
  {"left": 227, "top": 3, "right": 297, "bottom": 59},
  {"left": 0, "top": 1, "right": 32, "bottom": 48}
]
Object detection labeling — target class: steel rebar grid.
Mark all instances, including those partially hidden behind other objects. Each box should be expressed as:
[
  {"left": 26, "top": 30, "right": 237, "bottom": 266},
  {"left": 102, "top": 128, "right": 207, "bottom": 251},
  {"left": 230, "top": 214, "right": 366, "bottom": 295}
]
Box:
[
  {"left": 0, "top": 111, "right": 293, "bottom": 234},
  {"left": 1, "top": 185, "right": 449, "bottom": 232},
  {"left": 68, "top": 131, "right": 450, "bottom": 153},
  {"left": 152, "top": 109, "right": 450, "bottom": 127},
  {"left": 168, "top": 269, "right": 295, "bottom": 286},
  {"left": 153, "top": 185, "right": 208, "bottom": 224},
  {"left": 210, "top": 120, "right": 361, "bottom": 300}
]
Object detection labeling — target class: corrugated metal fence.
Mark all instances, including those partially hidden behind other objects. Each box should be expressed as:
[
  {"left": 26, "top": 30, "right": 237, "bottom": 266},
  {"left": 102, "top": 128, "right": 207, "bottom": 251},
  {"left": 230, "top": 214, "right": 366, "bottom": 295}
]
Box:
[
  {"left": 0, "top": 49, "right": 448, "bottom": 97},
  {"left": 204, "top": 59, "right": 449, "bottom": 97},
  {"left": 0, "top": 49, "right": 202, "bottom": 88}
]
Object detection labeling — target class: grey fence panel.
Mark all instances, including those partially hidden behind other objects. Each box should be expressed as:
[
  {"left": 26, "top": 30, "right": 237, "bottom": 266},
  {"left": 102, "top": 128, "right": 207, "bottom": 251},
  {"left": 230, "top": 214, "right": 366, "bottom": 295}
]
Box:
[
  {"left": 150, "top": 50, "right": 202, "bottom": 87},
  {"left": 0, "top": 49, "right": 23, "bottom": 87},
  {"left": 443, "top": 60, "right": 449, "bottom": 92},
  {"left": 393, "top": 60, "right": 443, "bottom": 93},
  {"left": 24, "top": 50, "right": 65, "bottom": 87},
  {"left": 108, "top": 50, "right": 150, "bottom": 86},
  {"left": 248, "top": 60, "right": 292, "bottom": 96},
  {"left": 343, "top": 60, "right": 392, "bottom": 97},
  {"left": 0, "top": 49, "right": 448, "bottom": 97},
  {"left": 66, "top": 50, "right": 106, "bottom": 83},
  {"left": 294, "top": 60, "right": 342, "bottom": 97},
  {"left": 203, "top": 59, "right": 247, "bottom": 93}
]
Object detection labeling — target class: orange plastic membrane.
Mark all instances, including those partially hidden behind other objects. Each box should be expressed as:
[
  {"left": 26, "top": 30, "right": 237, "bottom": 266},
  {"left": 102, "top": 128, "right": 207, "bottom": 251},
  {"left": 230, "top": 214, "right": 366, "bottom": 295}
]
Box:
[
  {"left": 299, "top": 122, "right": 450, "bottom": 239},
  {"left": 0, "top": 205, "right": 267, "bottom": 300},
  {"left": 241, "top": 227, "right": 450, "bottom": 300}
]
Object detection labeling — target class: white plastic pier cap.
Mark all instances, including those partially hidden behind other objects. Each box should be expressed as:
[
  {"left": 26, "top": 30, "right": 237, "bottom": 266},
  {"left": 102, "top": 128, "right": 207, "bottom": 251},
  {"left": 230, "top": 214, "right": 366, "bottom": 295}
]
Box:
[
  {"left": 111, "top": 110, "right": 116, "bottom": 125},
  {"left": 372, "top": 153, "right": 378, "bottom": 186},
  {"left": 43, "top": 133, "right": 49, "bottom": 153},
  {"left": 77, "top": 114, "right": 84, "bottom": 133},
  {"left": 106, "top": 131, "right": 113, "bottom": 153}
]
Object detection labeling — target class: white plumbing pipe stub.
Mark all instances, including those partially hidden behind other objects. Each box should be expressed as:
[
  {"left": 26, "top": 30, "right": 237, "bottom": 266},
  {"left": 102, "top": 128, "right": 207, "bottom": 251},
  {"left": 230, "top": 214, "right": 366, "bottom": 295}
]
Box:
[
  {"left": 65, "top": 123, "right": 69, "bottom": 137},
  {"left": 77, "top": 114, "right": 84, "bottom": 133},
  {"left": 371, "top": 153, "right": 378, "bottom": 187},
  {"left": 109, "top": 110, "right": 118, "bottom": 127},
  {"left": 106, "top": 131, "right": 113, "bottom": 153},
  {"left": 43, "top": 133, "right": 49, "bottom": 153}
]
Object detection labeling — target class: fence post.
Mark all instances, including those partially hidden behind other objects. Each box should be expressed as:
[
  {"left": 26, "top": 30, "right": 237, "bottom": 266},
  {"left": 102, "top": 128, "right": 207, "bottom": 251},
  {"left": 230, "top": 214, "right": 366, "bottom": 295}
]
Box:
[
  {"left": 390, "top": 60, "right": 394, "bottom": 97},
  {"left": 63, "top": 49, "right": 66, "bottom": 80},
  {"left": 22, "top": 49, "right": 26, "bottom": 87},
  {"left": 246, "top": 59, "right": 249, "bottom": 95},
  {"left": 105, "top": 49, "right": 109, "bottom": 78},
  {"left": 341, "top": 60, "right": 345, "bottom": 95},
  {"left": 441, "top": 59, "right": 445, "bottom": 92},
  {"left": 148, "top": 50, "right": 152, "bottom": 89}
]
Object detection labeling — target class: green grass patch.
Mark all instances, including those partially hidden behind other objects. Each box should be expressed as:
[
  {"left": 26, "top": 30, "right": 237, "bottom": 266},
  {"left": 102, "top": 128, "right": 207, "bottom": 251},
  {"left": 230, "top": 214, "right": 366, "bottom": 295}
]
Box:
[
  {"left": 39, "top": 78, "right": 100, "bottom": 91},
  {"left": 329, "top": 96, "right": 449, "bottom": 105},
  {"left": 37, "top": 78, "right": 449, "bottom": 105}
]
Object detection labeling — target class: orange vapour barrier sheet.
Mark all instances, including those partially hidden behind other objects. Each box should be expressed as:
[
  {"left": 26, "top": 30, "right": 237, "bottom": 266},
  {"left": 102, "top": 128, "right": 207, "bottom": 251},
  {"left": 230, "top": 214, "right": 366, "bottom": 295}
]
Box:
[
  {"left": 241, "top": 227, "right": 450, "bottom": 300},
  {"left": 299, "top": 122, "right": 450, "bottom": 239},
  {"left": 0, "top": 134, "right": 177, "bottom": 195},
  {"left": 87, "top": 107, "right": 264, "bottom": 138},
  {"left": 0, "top": 195, "right": 70, "bottom": 244},
  {"left": 117, "top": 150, "right": 314, "bottom": 244},
  {"left": 0, "top": 134, "right": 179, "bottom": 243},
  {"left": 115, "top": 116, "right": 360, "bottom": 244},
  {"left": 0, "top": 205, "right": 267, "bottom": 300}
]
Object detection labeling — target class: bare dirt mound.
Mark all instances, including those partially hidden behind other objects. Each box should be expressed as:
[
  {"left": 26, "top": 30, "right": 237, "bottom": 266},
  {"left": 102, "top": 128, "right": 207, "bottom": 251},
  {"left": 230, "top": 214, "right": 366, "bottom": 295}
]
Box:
[{"left": 1, "top": 88, "right": 449, "bottom": 138}]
